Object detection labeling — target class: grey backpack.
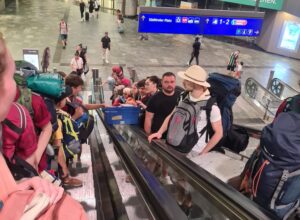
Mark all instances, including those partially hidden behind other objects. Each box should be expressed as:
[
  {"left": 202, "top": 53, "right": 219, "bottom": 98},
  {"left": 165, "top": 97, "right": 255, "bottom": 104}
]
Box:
[{"left": 166, "top": 93, "right": 214, "bottom": 153}]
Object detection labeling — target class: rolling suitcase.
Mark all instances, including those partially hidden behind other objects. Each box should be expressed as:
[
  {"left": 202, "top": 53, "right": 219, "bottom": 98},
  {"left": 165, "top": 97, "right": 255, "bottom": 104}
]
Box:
[
  {"left": 85, "top": 12, "right": 89, "bottom": 21},
  {"left": 118, "top": 26, "right": 124, "bottom": 33}
]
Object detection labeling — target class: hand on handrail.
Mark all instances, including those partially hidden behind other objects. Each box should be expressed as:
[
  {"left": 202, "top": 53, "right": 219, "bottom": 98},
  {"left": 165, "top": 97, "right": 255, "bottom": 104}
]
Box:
[{"left": 148, "top": 132, "right": 162, "bottom": 143}]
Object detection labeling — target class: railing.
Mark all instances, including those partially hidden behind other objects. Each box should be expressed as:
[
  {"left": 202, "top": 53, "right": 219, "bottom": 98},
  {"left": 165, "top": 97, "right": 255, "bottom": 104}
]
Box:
[
  {"left": 244, "top": 77, "right": 282, "bottom": 119},
  {"left": 269, "top": 77, "right": 299, "bottom": 100}
]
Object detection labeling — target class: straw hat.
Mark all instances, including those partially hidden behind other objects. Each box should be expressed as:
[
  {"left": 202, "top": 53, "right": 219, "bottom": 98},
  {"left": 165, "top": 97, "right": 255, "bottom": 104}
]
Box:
[{"left": 178, "top": 65, "right": 210, "bottom": 88}]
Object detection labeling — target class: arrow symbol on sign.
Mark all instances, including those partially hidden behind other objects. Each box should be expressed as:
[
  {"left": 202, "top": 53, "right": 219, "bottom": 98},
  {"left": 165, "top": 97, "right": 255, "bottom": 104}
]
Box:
[
  {"left": 142, "top": 15, "right": 145, "bottom": 21},
  {"left": 206, "top": 18, "right": 209, "bottom": 24},
  {"left": 255, "top": 30, "right": 259, "bottom": 34}
]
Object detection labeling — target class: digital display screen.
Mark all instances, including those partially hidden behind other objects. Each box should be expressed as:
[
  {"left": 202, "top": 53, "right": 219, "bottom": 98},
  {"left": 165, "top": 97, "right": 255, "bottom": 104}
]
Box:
[
  {"left": 279, "top": 21, "right": 300, "bottom": 51},
  {"left": 23, "top": 49, "right": 39, "bottom": 70},
  {"left": 138, "top": 13, "right": 264, "bottom": 36}
]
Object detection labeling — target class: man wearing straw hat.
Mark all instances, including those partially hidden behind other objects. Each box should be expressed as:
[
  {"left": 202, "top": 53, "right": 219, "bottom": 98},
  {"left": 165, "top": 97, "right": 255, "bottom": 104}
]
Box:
[{"left": 148, "top": 65, "right": 223, "bottom": 156}]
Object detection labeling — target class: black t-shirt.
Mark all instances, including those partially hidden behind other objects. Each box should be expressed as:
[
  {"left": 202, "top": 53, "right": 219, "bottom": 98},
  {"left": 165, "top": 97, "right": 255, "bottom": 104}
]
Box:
[
  {"left": 101, "top": 36, "right": 111, "bottom": 49},
  {"left": 146, "top": 90, "right": 181, "bottom": 134},
  {"left": 193, "top": 41, "right": 201, "bottom": 54}
]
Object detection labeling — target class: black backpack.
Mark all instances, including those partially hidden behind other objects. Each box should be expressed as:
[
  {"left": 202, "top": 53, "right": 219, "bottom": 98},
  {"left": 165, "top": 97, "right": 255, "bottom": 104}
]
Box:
[
  {"left": 2, "top": 103, "right": 39, "bottom": 180},
  {"left": 166, "top": 92, "right": 215, "bottom": 154}
]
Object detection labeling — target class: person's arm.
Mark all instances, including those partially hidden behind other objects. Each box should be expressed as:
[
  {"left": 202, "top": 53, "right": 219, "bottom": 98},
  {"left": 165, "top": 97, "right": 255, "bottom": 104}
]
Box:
[
  {"left": 199, "top": 120, "right": 223, "bottom": 155},
  {"left": 136, "top": 100, "right": 147, "bottom": 109},
  {"left": 83, "top": 103, "right": 106, "bottom": 110},
  {"left": 148, "top": 110, "right": 173, "bottom": 142},
  {"left": 71, "top": 106, "right": 84, "bottom": 120},
  {"left": 34, "top": 122, "right": 52, "bottom": 164},
  {"left": 144, "top": 111, "right": 153, "bottom": 135}
]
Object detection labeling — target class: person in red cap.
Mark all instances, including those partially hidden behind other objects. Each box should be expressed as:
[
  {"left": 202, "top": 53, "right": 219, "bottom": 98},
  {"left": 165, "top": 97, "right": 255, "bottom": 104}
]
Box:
[{"left": 112, "top": 65, "right": 131, "bottom": 87}]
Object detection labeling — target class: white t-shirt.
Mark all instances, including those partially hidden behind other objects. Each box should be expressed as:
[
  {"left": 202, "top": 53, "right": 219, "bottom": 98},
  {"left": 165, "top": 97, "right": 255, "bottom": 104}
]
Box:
[
  {"left": 188, "top": 93, "right": 222, "bottom": 154},
  {"left": 70, "top": 57, "right": 83, "bottom": 71}
]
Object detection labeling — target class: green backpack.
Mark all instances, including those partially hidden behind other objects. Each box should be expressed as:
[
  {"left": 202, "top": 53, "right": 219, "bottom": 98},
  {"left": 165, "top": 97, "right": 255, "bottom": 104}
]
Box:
[{"left": 14, "top": 71, "right": 35, "bottom": 118}]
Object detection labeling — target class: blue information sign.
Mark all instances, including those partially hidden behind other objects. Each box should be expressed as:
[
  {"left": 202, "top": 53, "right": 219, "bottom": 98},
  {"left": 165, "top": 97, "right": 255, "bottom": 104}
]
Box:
[{"left": 138, "top": 13, "right": 263, "bottom": 36}]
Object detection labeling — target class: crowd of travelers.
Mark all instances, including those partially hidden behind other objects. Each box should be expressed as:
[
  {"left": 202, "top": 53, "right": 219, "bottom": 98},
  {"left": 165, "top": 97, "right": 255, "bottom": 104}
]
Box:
[{"left": 1, "top": 21, "right": 300, "bottom": 219}]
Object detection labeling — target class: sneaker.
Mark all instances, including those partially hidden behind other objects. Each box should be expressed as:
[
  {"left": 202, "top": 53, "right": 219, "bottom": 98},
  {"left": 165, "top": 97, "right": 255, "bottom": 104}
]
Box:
[{"left": 61, "top": 175, "right": 83, "bottom": 188}]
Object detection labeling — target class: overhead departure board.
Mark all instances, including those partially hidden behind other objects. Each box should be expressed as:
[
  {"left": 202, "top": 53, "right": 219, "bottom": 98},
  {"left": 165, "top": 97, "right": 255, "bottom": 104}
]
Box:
[{"left": 138, "top": 13, "right": 263, "bottom": 36}]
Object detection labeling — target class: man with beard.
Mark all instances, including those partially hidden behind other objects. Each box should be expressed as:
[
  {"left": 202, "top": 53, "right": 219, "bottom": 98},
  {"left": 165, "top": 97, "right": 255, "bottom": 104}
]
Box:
[
  {"left": 144, "top": 72, "right": 180, "bottom": 184},
  {"left": 145, "top": 72, "right": 180, "bottom": 138}
]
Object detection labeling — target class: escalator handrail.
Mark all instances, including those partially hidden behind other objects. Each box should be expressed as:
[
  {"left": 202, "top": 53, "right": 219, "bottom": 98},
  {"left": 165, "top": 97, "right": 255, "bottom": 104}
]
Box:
[
  {"left": 96, "top": 109, "right": 188, "bottom": 220},
  {"left": 130, "top": 126, "right": 278, "bottom": 220}
]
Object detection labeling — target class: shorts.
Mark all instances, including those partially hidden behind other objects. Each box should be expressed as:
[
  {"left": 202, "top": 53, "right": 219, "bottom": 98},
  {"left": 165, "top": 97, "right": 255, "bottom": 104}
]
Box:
[
  {"left": 227, "top": 65, "right": 236, "bottom": 71},
  {"left": 60, "top": 34, "right": 68, "bottom": 40}
]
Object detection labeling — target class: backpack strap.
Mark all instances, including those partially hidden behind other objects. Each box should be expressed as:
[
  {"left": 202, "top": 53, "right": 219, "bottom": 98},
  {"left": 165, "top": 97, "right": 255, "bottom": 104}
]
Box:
[
  {"left": 2, "top": 103, "right": 26, "bottom": 135},
  {"left": 17, "top": 86, "right": 34, "bottom": 119},
  {"left": 201, "top": 97, "right": 216, "bottom": 143},
  {"left": 270, "top": 169, "right": 300, "bottom": 210}
]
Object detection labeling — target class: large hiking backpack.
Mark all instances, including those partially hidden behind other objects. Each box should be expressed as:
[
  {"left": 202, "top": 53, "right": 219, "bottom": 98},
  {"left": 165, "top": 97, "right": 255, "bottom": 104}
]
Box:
[
  {"left": 166, "top": 92, "right": 215, "bottom": 154},
  {"left": 14, "top": 67, "right": 64, "bottom": 131},
  {"left": 242, "top": 112, "right": 300, "bottom": 219},
  {"left": 275, "top": 94, "right": 300, "bottom": 118},
  {"left": 1, "top": 103, "right": 39, "bottom": 180},
  {"left": 207, "top": 72, "right": 241, "bottom": 135}
]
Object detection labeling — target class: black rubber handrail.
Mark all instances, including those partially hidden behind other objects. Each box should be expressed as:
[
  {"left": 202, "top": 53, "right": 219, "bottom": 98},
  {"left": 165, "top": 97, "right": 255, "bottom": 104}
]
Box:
[
  {"left": 96, "top": 109, "right": 188, "bottom": 220},
  {"left": 129, "top": 126, "right": 278, "bottom": 220}
]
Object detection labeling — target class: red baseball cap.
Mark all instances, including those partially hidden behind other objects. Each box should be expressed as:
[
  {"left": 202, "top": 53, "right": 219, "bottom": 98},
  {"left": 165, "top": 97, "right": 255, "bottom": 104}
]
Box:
[{"left": 112, "top": 66, "right": 122, "bottom": 74}]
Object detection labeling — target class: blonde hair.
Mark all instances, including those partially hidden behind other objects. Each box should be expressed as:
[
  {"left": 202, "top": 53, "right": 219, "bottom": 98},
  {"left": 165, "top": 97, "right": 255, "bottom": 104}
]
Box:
[
  {"left": 123, "top": 87, "right": 132, "bottom": 96},
  {"left": 183, "top": 80, "right": 207, "bottom": 92}
]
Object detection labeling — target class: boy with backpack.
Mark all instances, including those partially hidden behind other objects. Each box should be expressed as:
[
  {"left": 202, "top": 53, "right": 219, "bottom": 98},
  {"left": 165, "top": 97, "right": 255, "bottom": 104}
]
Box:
[
  {"left": 13, "top": 70, "right": 52, "bottom": 173},
  {"left": 52, "top": 86, "right": 82, "bottom": 188},
  {"left": 240, "top": 94, "right": 300, "bottom": 219}
]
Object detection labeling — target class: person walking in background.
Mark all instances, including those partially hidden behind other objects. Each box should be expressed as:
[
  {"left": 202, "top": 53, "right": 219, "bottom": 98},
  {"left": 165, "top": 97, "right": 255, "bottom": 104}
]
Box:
[
  {"left": 79, "top": 0, "right": 85, "bottom": 21},
  {"left": 88, "top": 0, "right": 95, "bottom": 18},
  {"left": 116, "top": 9, "right": 124, "bottom": 33},
  {"left": 70, "top": 51, "right": 84, "bottom": 76},
  {"left": 59, "top": 19, "right": 68, "bottom": 49},
  {"left": 41, "top": 47, "right": 50, "bottom": 72},
  {"left": 188, "top": 36, "right": 201, "bottom": 66},
  {"left": 94, "top": 0, "right": 100, "bottom": 19},
  {"left": 227, "top": 50, "right": 240, "bottom": 72},
  {"left": 101, "top": 32, "right": 111, "bottom": 64}
]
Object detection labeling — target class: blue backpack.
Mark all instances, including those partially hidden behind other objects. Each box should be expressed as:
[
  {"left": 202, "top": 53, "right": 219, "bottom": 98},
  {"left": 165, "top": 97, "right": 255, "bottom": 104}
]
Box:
[
  {"left": 207, "top": 72, "right": 241, "bottom": 135},
  {"left": 249, "top": 112, "right": 300, "bottom": 219}
]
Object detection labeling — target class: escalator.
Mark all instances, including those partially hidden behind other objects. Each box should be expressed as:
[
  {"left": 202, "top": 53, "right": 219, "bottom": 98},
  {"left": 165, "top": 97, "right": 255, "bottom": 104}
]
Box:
[{"left": 93, "top": 108, "right": 277, "bottom": 220}]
